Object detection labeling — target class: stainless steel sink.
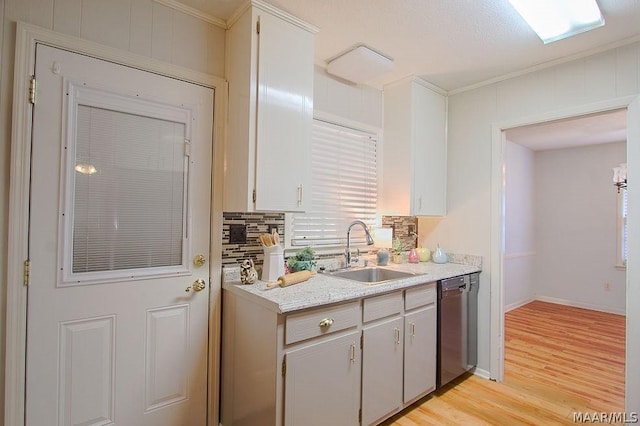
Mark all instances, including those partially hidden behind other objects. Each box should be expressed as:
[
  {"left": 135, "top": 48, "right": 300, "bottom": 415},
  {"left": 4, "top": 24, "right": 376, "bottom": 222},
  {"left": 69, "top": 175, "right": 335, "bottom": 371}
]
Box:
[{"left": 328, "top": 267, "right": 414, "bottom": 284}]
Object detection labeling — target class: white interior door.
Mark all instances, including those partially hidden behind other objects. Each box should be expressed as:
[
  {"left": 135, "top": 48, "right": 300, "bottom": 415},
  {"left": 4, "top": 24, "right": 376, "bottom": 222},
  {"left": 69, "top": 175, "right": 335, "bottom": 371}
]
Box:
[{"left": 25, "top": 44, "right": 213, "bottom": 426}]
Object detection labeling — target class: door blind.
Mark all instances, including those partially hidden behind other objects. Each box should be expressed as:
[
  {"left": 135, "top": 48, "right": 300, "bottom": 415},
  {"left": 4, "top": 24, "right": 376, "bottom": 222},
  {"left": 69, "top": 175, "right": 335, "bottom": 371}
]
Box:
[
  {"left": 72, "top": 105, "right": 187, "bottom": 273},
  {"left": 291, "top": 119, "right": 377, "bottom": 246}
]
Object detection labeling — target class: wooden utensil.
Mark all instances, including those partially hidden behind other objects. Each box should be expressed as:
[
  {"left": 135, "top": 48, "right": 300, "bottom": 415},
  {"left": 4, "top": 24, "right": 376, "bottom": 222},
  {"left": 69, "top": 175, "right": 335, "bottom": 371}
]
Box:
[{"left": 266, "top": 270, "right": 316, "bottom": 288}]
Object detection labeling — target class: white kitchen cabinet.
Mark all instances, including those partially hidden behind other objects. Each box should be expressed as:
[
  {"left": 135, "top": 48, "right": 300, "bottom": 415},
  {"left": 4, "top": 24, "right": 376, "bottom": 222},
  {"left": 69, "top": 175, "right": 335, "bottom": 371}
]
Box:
[
  {"left": 362, "top": 317, "right": 404, "bottom": 425},
  {"left": 381, "top": 77, "right": 447, "bottom": 216},
  {"left": 404, "top": 304, "right": 437, "bottom": 402},
  {"left": 221, "top": 281, "right": 436, "bottom": 426},
  {"left": 221, "top": 293, "right": 361, "bottom": 426},
  {"left": 225, "top": 0, "right": 317, "bottom": 212},
  {"left": 284, "top": 331, "right": 361, "bottom": 426}
]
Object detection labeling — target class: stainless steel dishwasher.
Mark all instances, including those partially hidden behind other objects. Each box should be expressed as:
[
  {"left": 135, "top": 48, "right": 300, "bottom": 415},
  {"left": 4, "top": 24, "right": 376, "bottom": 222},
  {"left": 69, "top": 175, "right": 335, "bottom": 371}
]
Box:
[{"left": 437, "top": 274, "right": 478, "bottom": 388}]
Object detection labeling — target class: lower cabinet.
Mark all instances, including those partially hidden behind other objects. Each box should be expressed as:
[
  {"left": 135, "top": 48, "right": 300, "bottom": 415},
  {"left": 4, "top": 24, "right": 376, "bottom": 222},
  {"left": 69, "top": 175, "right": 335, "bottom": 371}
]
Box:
[
  {"left": 284, "top": 331, "right": 361, "bottom": 426},
  {"left": 404, "top": 305, "right": 437, "bottom": 403},
  {"left": 221, "top": 282, "right": 437, "bottom": 426},
  {"left": 362, "top": 317, "right": 404, "bottom": 425}
]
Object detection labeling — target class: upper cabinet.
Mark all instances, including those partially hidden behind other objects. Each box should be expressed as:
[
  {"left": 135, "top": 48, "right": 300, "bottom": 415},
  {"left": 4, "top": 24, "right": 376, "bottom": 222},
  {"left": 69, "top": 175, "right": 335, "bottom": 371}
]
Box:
[
  {"left": 225, "top": 0, "right": 317, "bottom": 212},
  {"left": 380, "top": 77, "right": 447, "bottom": 216}
]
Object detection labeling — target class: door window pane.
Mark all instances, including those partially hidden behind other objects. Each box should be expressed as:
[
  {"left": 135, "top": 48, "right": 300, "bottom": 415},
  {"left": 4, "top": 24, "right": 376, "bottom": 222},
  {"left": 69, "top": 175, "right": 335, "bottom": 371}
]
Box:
[{"left": 72, "top": 105, "right": 187, "bottom": 273}]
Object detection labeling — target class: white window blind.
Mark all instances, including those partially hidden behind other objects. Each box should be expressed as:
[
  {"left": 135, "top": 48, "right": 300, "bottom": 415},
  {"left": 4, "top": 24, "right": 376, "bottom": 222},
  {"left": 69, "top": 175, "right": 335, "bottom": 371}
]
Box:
[
  {"left": 291, "top": 119, "right": 377, "bottom": 246},
  {"left": 72, "top": 105, "right": 187, "bottom": 273}
]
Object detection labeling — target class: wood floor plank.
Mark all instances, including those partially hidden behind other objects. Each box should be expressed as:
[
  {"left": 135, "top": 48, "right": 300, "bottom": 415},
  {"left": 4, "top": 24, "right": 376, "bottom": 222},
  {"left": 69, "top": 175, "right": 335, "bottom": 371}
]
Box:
[{"left": 382, "top": 301, "right": 625, "bottom": 425}]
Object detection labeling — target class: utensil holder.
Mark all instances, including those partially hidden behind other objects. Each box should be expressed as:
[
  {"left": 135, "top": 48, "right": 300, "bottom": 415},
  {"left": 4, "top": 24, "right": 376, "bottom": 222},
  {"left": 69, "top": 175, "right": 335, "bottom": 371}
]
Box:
[{"left": 262, "top": 244, "right": 285, "bottom": 281}]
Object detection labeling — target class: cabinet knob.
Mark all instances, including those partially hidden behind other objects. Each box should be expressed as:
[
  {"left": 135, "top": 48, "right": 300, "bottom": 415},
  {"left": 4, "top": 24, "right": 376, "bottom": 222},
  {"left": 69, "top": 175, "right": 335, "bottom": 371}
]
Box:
[{"left": 319, "top": 318, "right": 334, "bottom": 328}]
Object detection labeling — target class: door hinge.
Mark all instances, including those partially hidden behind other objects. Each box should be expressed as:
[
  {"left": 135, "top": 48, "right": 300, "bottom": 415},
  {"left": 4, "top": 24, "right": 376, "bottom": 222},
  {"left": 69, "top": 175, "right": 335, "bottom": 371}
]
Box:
[
  {"left": 360, "top": 334, "right": 364, "bottom": 350},
  {"left": 184, "top": 139, "right": 191, "bottom": 157},
  {"left": 252, "top": 189, "right": 257, "bottom": 203},
  {"left": 281, "top": 356, "right": 286, "bottom": 377},
  {"left": 358, "top": 408, "right": 362, "bottom": 423},
  {"left": 28, "top": 76, "right": 36, "bottom": 104},
  {"left": 23, "top": 260, "right": 31, "bottom": 286},
  {"left": 256, "top": 19, "right": 260, "bottom": 34}
]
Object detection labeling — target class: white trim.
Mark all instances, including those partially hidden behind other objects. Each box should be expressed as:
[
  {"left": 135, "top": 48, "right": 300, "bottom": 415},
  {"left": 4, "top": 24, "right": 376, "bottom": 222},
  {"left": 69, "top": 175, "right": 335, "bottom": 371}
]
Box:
[
  {"left": 490, "top": 95, "right": 637, "bottom": 387},
  {"left": 504, "top": 298, "right": 536, "bottom": 313},
  {"left": 226, "top": 0, "right": 319, "bottom": 33},
  {"left": 152, "top": 0, "right": 227, "bottom": 28},
  {"left": 503, "top": 251, "right": 536, "bottom": 260},
  {"left": 383, "top": 75, "right": 448, "bottom": 97},
  {"left": 534, "top": 296, "right": 626, "bottom": 316},
  {"left": 473, "top": 367, "right": 491, "bottom": 380},
  {"left": 6, "top": 22, "right": 227, "bottom": 426},
  {"left": 450, "top": 34, "right": 640, "bottom": 96}
]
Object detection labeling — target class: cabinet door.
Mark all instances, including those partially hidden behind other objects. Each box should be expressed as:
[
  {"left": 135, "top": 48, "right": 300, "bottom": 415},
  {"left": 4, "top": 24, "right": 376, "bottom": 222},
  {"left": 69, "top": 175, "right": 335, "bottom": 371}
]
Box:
[
  {"left": 362, "top": 317, "right": 403, "bottom": 425},
  {"left": 254, "top": 11, "right": 313, "bottom": 212},
  {"left": 284, "top": 331, "right": 360, "bottom": 426},
  {"left": 412, "top": 83, "right": 447, "bottom": 216},
  {"left": 404, "top": 305, "right": 436, "bottom": 403}
]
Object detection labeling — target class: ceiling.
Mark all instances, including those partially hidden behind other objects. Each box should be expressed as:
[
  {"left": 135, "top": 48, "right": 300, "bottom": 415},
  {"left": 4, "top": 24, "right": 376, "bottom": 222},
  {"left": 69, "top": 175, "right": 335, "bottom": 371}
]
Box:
[
  {"left": 505, "top": 109, "right": 627, "bottom": 151},
  {"left": 174, "top": 0, "right": 636, "bottom": 149},
  {"left": 175, "top": 0, "right": 640, "bottom": 92}
]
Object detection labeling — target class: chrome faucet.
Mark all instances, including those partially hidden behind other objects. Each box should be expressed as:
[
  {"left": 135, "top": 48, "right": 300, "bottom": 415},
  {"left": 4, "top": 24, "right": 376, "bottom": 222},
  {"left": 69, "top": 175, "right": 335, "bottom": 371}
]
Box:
[{"left": 345, "top": 220, "right": 375, "bottom": 268}]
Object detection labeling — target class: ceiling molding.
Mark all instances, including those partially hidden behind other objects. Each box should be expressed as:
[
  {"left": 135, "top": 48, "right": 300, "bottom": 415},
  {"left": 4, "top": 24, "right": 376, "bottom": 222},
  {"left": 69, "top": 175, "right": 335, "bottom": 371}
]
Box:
[
  {"left": 153, "top": 0, "right": 227, "bottom": 29},
  {"left": 448, "top": 33, "right": 640, "bottom": 96},
  {"left": 227, "top": 0, "right": 319, "bottom": 33}
]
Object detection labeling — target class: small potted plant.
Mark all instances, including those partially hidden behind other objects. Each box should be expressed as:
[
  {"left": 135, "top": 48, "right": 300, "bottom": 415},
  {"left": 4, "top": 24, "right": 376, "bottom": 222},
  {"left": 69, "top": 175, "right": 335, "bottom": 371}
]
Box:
[
  {"left": 286, "top": 246, "right": 317, "bottom": 272},
  {"left": 391, "top": 237, "right": 404, "bottom": 264}
]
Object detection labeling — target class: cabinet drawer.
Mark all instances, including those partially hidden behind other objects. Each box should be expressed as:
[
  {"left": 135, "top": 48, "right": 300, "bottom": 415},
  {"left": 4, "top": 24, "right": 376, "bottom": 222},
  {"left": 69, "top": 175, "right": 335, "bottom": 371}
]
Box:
[
  {"left": 405, "top": 283, "right": 436, "bottom": 311},
  {"left": 286, "top": 301, "right": 360, "bottom": 345},
  {"left": 363, "top": 292, "right": 403, "bottom": 323}
]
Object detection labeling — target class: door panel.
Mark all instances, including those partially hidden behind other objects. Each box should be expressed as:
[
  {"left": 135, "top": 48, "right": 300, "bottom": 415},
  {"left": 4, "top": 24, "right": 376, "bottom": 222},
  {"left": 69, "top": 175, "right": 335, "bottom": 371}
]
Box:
[{"left": 26, "top": 44, "right": 213, "bottom": 426}]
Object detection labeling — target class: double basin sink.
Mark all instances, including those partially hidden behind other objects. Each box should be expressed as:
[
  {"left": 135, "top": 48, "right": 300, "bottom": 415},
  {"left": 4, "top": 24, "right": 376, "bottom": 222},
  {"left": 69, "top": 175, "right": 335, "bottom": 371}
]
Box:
[{"left": 328, "top": 267, "right": 415, "bottom": 284}]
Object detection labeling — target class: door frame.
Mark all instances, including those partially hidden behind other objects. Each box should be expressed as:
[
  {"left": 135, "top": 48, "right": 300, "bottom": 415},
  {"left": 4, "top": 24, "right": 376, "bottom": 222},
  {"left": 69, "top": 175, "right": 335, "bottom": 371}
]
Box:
[
  {"left": 5, "top": 22, "right": 227, "bottom": 426},
  {"left": 489, "top": 95, "right": 640, "bottom": 411}
]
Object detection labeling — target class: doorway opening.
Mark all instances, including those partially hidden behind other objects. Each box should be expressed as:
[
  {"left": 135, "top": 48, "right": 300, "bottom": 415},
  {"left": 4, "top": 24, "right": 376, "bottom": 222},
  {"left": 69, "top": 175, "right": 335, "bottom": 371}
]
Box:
[{"left": 501, "top": 109, "right": 627, "bottom": 411}]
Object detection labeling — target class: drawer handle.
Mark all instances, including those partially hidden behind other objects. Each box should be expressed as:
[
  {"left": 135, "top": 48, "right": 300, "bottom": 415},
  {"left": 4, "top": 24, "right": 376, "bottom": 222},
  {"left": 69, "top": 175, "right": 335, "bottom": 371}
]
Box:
[
  {"left": 395, "top": 327, "right": 401, "bottom": 345},
  {"left": 350, "top": 343, "right": 356, "bottom": 363},
  {"left": 410, "top": 323, "right": 416, "bottom": 339},
  {"left": 319, "top": 318, "right": 334, "bottom": 328}
]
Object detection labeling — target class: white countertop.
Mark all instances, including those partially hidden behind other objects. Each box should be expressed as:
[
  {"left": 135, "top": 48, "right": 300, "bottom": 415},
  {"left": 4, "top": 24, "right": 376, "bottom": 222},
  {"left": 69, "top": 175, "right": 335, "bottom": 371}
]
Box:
[{"left": 222, "top": 260, "right": 481, "bottom": 314}]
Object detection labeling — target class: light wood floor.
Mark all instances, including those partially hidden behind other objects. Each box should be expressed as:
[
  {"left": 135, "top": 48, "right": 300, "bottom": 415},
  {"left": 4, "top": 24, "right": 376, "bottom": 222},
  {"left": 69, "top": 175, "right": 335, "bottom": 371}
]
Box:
[{"left": 382, "top": 300, "right": 626, "bottom": 425}]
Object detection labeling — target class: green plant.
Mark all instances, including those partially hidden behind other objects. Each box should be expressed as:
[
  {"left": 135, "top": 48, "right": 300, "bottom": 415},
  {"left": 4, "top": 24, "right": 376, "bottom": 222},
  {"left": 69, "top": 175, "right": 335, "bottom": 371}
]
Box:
[
  {"left": 286, "top": 246, "right": 317, "bottom": 272},
  {"left": 391, "top": 237, "right": 404, "bottom": 255}
]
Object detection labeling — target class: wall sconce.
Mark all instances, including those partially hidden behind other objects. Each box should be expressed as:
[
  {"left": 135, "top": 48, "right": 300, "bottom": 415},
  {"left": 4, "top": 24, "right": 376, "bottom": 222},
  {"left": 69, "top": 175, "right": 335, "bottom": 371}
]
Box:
[{"left": 613, "top": 163, "right": 627, "bottom": 193}]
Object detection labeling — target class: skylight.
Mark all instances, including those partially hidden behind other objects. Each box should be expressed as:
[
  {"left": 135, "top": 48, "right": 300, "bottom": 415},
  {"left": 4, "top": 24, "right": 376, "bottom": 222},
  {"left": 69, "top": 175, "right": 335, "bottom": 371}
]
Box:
[{"left": 508, "top": 0, "right": 605, "bottom": 44}]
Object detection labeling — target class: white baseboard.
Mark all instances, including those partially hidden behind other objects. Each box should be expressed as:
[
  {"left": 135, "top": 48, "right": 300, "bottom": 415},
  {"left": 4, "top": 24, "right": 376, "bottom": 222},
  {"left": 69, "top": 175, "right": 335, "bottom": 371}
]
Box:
[
  {"left": 534, "top": 295, "right": 626, "bottom": 316},
  {"left": 473, "top": 367, "right": 491, "bottom": 380},
  {"left": 504, "top": 297, "right": 536, "bottom": 313}
]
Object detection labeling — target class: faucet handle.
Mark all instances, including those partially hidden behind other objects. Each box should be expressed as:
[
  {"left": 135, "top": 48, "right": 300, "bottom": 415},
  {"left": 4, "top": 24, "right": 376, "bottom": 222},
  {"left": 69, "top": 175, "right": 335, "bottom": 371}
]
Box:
[{"left": 352, "top": 248, "right": 360, "bottom": 264}]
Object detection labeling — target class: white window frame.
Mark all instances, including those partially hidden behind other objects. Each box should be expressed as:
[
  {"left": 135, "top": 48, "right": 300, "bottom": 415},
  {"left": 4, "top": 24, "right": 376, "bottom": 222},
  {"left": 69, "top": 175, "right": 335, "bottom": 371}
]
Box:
[
  {"left": 616, "top": 187, "right": 628, "bottom": 269},
  {"left": 59, "top": 80, "right": 195, "bottom": 286},
  {"left": 285, "top": 113, "right": 382, "bottom": 254}
]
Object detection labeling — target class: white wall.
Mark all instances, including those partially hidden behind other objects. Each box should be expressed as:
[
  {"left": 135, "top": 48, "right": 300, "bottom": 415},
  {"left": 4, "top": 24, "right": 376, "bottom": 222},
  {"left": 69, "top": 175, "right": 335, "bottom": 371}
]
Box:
[
  {"left": 313, "top": 65, "right": 383, "bottom": 129},
  {"left": 534, "top": 142, "right": 626, "bottom": 313},
  {"left": 0, "top": 0, "right": 226, "bottom": 419},
  {"left": 421, "top": 41, "right": 640, "bottom": 408},
  {"left": 504, "top": 141, "right": 536, "bottom": 310}
]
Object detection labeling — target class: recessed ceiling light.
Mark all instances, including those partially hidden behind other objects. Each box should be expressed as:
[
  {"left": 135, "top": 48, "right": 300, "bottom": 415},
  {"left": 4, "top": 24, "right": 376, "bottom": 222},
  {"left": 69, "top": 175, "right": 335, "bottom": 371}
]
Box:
[
  {"left": 326, "top": 44, "right": 394, "bottom": 84},
  {"left": 508, "top": 0, "right": 604, "bottom": 44}
]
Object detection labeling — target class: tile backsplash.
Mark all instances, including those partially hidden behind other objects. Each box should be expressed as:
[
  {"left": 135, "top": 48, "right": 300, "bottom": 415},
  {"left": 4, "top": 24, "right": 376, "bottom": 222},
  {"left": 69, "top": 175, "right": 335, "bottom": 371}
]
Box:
[
  {"left": 382, "top": 215, "right": 418, "bottom": 251},
  {"left": 222, "top": 212, "right": 285, "bottom": 268},
  {"left": 222, "top": 212, "right": 418, "bottom": 269}
]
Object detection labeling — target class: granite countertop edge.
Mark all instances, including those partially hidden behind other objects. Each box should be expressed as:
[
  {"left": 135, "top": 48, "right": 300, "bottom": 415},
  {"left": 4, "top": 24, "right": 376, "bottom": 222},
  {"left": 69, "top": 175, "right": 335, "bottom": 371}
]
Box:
[{"left": 222, "top": 254, "right": 482, "bottom": 314}]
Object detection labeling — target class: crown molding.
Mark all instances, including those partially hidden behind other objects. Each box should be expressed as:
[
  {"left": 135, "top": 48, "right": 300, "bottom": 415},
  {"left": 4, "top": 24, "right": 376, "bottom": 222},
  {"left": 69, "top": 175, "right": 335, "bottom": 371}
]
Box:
[{"left": 153, "top": 0, "right": 227, "bottom": 29}]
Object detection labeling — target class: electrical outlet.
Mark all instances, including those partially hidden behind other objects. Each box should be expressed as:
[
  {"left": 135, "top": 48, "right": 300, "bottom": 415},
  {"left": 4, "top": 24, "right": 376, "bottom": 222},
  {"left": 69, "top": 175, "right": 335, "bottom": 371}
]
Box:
[
  {"left": 267, "top": 224, "right": 278, "bottom": 234},
  {"left": 605, "top": 282, "right": 612, "bottom": 291},
  {"left": 229, "top": 224, "right": 247, "bottom": 244}
]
